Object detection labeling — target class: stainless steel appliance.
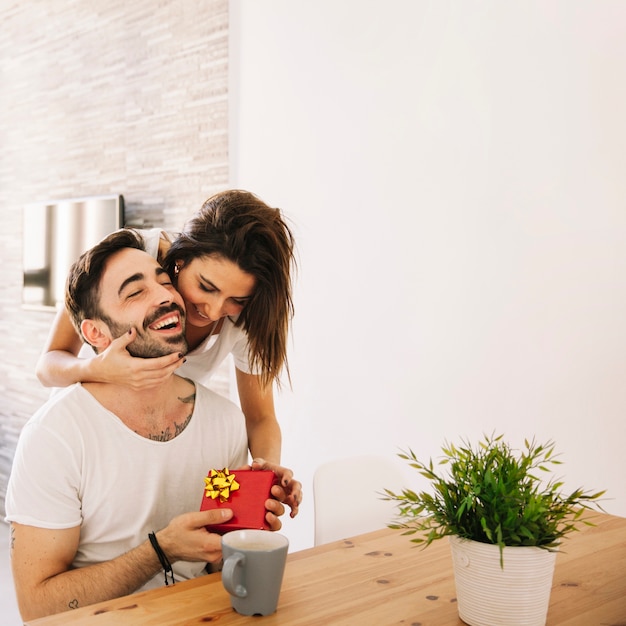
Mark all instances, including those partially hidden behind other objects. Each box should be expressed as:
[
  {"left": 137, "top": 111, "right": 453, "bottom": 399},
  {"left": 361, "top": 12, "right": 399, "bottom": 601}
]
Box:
[{"left": 23, "top": 195, "right": 125, "bottom": 309}]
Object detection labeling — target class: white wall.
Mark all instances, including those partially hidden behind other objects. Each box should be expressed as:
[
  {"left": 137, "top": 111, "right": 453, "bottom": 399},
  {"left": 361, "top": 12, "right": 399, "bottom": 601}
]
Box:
[{"left": 230, "top": 1, "right": 626, "bottom": 552}]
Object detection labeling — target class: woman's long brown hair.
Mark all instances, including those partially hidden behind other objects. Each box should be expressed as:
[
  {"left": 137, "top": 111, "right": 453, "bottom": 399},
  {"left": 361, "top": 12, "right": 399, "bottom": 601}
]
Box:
[{"left": 163, "top": 190, "right": 296, "bottom": 389}]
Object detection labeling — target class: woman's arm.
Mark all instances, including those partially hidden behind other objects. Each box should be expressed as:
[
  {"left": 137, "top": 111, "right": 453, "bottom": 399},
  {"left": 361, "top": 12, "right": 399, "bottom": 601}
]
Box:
[
  {"left": 235, "top": 368, "right": 282, "bottom": 463},
  {"left": 35, "top": 307, "right": 95, "bottom": 387},
  {"left": 236, "top": 368, "right": 302, "bottom": 517},
  {"left": 35, "top": 307, "right": 185, "bottom": 389}
]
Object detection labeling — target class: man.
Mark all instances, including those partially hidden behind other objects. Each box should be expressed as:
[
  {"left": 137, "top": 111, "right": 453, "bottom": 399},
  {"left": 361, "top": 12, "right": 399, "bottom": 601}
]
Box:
[{"left": 5, "top": 229, "right": 285, "bottom": 621}]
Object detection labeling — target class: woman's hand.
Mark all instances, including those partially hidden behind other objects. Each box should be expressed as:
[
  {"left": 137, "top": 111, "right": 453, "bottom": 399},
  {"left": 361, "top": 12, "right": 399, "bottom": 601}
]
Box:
[
  {"left": 91, "top": 328, "right": 186, "bottom": 389},
  {"left": 251, "top": 458, "right": 303, "bottom": 521}
]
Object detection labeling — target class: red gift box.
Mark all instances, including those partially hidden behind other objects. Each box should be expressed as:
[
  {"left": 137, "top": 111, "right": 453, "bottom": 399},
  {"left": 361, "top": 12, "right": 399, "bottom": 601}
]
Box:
[{"left": 200, "top": 468, "right": 278, "bottom": 533}]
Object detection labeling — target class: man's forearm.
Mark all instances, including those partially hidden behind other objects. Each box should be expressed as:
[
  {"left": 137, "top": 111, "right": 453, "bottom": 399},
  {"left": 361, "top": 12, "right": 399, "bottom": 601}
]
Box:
[{"left": 18, "top": 540, "right": 163, "bottom": 621}]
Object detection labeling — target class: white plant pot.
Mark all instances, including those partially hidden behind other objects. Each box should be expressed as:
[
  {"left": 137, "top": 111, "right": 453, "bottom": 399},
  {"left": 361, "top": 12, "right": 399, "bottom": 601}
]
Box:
[{"left": 449, "top": 535, "right": 558, "bottom": 626}]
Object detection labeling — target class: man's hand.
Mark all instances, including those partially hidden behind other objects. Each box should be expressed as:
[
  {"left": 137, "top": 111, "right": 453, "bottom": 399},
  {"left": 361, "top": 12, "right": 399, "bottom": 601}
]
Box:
[{"left": 156, "top": 509, "right": 234, "bottom": 564}]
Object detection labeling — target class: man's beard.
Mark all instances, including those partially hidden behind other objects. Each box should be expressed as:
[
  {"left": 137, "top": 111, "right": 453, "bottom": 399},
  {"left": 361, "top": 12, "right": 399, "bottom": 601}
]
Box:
[{"left": 104, "top": 304, "right": 188, "bottom": 358}]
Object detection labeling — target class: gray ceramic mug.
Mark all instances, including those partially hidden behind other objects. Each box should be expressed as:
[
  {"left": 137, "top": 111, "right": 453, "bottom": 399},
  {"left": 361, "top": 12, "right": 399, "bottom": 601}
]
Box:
[{"left": 221, "top": 529, "right": 289, "bottom": 616}]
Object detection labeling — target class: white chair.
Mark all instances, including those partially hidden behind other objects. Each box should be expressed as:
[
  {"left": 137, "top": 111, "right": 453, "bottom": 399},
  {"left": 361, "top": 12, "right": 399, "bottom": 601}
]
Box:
[{"left": 312, "top": 454, "right": 405, "bottom": 546}]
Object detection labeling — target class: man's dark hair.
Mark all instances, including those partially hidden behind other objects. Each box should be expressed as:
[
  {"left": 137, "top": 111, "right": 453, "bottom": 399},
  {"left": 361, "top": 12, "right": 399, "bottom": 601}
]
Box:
[{"left": 65, "top": 229, "right": 146, "bottom": 337}]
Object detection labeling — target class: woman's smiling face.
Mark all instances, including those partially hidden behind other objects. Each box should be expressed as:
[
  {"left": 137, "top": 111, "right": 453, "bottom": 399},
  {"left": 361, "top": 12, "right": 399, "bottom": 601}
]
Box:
[{"left": 175, "top": 255, "right": 256, "bottom": 328}]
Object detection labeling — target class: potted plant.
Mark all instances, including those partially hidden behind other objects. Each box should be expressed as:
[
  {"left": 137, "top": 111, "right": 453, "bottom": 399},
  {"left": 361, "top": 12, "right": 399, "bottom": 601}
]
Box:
[{"left": 383, "top": 433, "right": 605, "bottom": 626}]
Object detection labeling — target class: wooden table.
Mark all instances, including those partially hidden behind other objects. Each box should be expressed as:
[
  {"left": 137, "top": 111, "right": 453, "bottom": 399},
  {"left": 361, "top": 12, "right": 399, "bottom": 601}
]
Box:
[{"left": 26, "top": 512, "right": 626, "bottom": 626}]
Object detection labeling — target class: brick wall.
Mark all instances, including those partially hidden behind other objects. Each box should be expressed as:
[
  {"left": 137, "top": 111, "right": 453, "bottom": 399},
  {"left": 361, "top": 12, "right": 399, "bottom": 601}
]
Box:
[{"left": 0, "top": 0, "right": 229, "bottom": 516}]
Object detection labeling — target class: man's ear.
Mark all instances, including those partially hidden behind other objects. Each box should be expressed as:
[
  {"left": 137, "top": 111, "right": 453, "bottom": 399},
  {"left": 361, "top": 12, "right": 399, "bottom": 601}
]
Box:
[{"left": 80, "top": 319, "right": 112, "bottom": 351}]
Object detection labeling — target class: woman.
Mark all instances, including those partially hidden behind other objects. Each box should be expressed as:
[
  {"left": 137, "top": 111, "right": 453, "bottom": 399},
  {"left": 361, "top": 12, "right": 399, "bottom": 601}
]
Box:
[{"left": 36, "top": 189, "right": 301, "bottom": 515}]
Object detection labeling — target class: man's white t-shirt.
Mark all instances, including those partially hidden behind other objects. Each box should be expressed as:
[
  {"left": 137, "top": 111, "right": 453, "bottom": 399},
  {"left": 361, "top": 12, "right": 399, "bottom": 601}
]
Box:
[{"left": 5, "top": 380, "right": 248, "bottom": 590}]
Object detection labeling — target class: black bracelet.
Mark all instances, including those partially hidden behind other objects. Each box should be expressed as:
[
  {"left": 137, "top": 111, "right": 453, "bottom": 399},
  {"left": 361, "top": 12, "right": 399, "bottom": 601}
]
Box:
[{"left": 148, "top": 532, "right": 175, "bottom": 586}]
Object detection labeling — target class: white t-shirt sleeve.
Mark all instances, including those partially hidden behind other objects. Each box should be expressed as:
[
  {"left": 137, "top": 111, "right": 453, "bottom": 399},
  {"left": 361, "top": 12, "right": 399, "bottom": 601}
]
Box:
[{"left": 5, "top": 417, "right": 83, "bottom": 529}]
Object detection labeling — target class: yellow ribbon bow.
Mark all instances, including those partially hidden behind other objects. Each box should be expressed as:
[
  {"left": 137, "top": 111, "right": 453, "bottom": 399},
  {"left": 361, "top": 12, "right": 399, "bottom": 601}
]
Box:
[{"left": 204, "top": 468, "right": 241, "bottom": 502}]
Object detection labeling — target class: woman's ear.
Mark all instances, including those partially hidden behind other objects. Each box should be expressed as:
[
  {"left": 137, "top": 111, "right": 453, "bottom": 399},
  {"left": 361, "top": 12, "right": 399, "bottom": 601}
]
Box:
[{"left": 80, "top": 319, "right": 112, "bottom": 351}]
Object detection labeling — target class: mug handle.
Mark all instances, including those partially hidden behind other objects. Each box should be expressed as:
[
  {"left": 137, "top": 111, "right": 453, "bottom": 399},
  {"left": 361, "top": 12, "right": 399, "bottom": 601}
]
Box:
[{"left": 222, "top": 552, "right": 248, "bottom": 598}]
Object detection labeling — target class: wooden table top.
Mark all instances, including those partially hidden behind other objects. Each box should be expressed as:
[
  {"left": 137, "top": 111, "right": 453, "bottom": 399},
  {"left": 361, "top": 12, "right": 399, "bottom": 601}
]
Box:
[{"left": 26, "top": 512, "right": 626, "bottom": 626}]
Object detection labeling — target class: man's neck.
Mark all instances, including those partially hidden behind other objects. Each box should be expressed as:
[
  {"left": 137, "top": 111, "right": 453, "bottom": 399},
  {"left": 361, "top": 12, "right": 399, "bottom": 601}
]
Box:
[{"left": 83, "top": 375, "right": 197, "bottom": 441}]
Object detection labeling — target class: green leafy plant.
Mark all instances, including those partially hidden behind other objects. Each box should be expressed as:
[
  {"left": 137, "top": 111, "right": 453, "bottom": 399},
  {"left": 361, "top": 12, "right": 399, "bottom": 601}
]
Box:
[{"left": 383, "top": 433, "right": 605, "bottom": 565}]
